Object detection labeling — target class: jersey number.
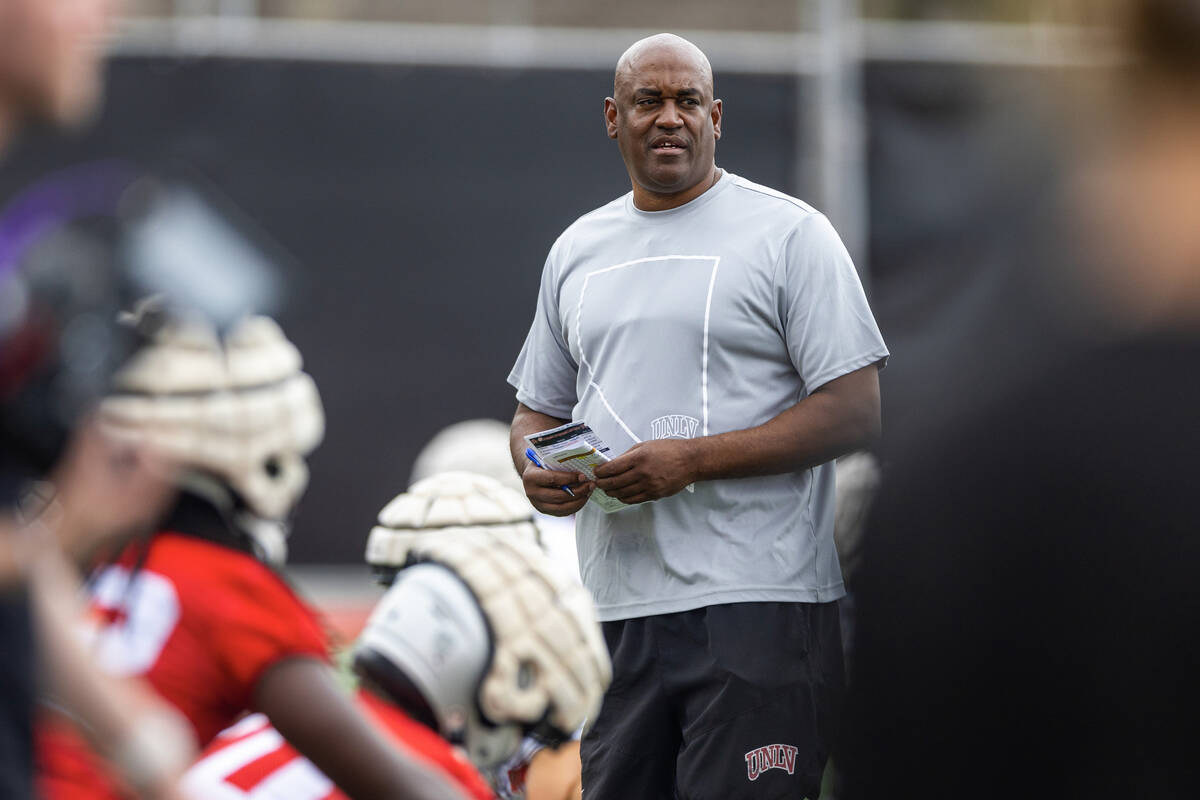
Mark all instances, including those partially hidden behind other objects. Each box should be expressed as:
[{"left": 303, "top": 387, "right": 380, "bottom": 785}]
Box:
[{"left": 86, "top": 565, "right": 181, "bottom": 676}]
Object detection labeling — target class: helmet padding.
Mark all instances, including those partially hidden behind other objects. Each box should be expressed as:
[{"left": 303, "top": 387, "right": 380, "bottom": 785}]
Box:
[{"left": 98, "top": 313, "right": 323, "bottom": 553}]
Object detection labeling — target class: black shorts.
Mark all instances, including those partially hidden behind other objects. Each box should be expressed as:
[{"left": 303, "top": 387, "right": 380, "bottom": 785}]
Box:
[{"left": 581, "top": 601, "right": 844, "bottom": 800}]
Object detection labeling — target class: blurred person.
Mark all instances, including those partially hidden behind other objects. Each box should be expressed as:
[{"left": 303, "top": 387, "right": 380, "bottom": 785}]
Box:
[
  {"left": 0, "top": 0, "right": 203, "bottom": 795},
  {"left": 7, "top": 428, "right": 194, "bottom": 800},
  {"left": 1, "top": 152, "right": 294, "bottom": 796},
  {"left": 841, "top": 1, "right": 1200, "bottom": 798},
  {"left": 187, "top": 472, "right": 611, "bottom": 800},
  {"left": 35, "top": 310, "right": 474, "bottom": 800},
  {"left": 366, "top": 472, "right": 602, "bottom": 800},
  {"left": 508, "top": 33, "right": 887, "bottom": 800},
  {"left": 27, "top": 491, "right": 196, "bottom": 800}
]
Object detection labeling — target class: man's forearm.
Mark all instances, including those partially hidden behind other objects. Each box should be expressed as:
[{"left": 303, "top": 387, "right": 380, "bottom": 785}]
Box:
[
  {"left": 533, "top": 366, "right": 879, "bottom": 506},
  {"left": 510, "top": 403, "right": 570, "bottom": 474},
  {"left": 689, "top": 365, "right": 881, "bottom": 482},
  {"left": 511, "top": 403, "right": 596, "bottom": 516},
  {"left": 32, "top": 548, "right": 197, "bottom": 795}
]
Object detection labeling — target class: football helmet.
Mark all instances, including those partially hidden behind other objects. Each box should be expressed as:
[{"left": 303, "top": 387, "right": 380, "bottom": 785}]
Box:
[
  {"left": 357, "top": 476, "right": 610, "bottom": 772},
  {"left": 366, "top": 472, "right": 542, "bottom": 574},
  {"left": 409, "top": 418, "right": 524, "bottom": 494},
  {"left": 97, "top": 310, "right": 322, "bottom": 564}
]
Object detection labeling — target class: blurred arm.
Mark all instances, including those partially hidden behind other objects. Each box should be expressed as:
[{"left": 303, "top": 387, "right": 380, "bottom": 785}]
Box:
[
  {"left": 255, "top": 657, "right": 469, "bottom": 800},
  {"left": 32, "top": 548, "right": 196, "bottom": 800},
  {"left": 0, "top": 520, "right": 34, "bottom": 586},
  {"left": 22, "top": 421, "right": 192, "bottom": 796}
]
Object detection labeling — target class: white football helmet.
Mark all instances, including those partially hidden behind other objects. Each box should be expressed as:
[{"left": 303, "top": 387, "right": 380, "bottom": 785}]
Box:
[
  {"left": 409, "top": 418, "right": 524, "bottom": 494},
  {"left": 366, "top": 472, "right": 542, "bottom": 572},
  {"left": 97, "top": 310, "right": 324, "bottom": 564},
  {"left": 357, "top": 476, "right": 610, "bottom": 772},
  {"left": 406, "top": 420, "right": 584, "bottom": 586}
]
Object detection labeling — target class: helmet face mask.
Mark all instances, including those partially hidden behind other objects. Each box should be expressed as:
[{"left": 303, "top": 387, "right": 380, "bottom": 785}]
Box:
[
  {"left": 353, "top": 562, "right": 526, "bottom": 770},
  {"left": 458, "top": 710, "right": 525, "bottom": 773},
  {"left": 232, "top": 510, "right": 290, "bottom": 566}
]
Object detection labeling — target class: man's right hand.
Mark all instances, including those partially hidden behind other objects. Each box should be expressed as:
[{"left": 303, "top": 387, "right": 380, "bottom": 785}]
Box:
[{"left": 522, "top": 464, "right": 594, "bottom": 517}]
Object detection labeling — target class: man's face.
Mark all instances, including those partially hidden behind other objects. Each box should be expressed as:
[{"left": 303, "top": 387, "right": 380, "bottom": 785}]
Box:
[
  {"left": 0, "top": 0, "right": 113, "bottom": 126},
  {"left": 605, "top": 45, "right": 722, "bottom": 197}
]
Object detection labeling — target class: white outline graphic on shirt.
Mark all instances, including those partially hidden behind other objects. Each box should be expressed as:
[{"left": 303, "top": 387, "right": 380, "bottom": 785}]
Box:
[{"left": 575, "top": 255, "right": 722, "bottom": 445}]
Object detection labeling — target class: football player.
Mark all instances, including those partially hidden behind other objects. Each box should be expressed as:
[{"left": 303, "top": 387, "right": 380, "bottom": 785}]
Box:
[
  {"left": 406, "top": 428, "right": 588, "bottom": 800},
  {"left": 183, "top": 472, "right": 611, "bottom": 800},
  {"left": 35, "top": 309, "right": 470, "bottom": 800},
  {"left": 364, "top": 470, "right": 595, "bottom": 800}
]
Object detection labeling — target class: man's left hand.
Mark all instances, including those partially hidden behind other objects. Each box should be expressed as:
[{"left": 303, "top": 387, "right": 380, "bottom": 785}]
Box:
[{"left": 593, "top": 440, "right": 698, "bottom": 504}]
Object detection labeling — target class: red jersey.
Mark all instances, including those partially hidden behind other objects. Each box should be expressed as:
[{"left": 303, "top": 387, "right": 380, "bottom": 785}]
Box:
[
  {"left": 37, "top": 532, "right": 331, "bottom": 799},
  {"left": 181, "top": 689, "right": 494, "bottom": 800}
]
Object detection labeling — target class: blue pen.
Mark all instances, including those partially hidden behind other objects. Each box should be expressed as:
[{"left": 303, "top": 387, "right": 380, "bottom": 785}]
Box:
[{"left": 525, "top": 447, "right": 576, "bottom": 497}]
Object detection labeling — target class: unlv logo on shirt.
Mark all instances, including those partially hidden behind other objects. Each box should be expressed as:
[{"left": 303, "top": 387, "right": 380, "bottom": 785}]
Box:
[
  {"left": 650, "top": 414, "right": 699, "bottom": 440},
  {"left": 744, "top": 743, "right": 799, "bottom": 781}
]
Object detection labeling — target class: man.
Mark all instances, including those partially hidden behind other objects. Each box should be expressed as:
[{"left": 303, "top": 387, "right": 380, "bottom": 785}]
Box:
[
  {"left": 507, "top": 33, "right": 887, "bottom": 800},
  {"left": 185, "top": 474, "right": 610, "bottom": 800}
]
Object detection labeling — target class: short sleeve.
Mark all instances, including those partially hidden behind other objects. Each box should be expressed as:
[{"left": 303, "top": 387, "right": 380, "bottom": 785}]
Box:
[
  {"left": 508, "top": 240, "right": 580, "bottom": 418},
  {"left": 211, "top": 562, "right": 330, "bottom": 703},
  {"left": 777, "top": 213, "right": 889, "bottom": 392}
]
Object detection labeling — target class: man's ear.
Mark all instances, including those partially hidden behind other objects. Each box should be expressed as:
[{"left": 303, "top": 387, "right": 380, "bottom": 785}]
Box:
[
  {"left": 604, "top": 97, "right": 619, "bottom": 140},
  {"left": 711, "top": 98, "right": 723, "bottom": 140}
]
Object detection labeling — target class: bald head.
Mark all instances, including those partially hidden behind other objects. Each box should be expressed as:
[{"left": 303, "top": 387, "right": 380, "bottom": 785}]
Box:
[
  {"left": 614, "top": 33, "right": 714, "bottom": 99},
  {"left": 604, "top": 32, "right": 723, "bottom": 209}
]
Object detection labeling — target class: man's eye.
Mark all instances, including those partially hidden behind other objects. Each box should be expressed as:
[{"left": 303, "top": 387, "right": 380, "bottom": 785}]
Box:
[
  {"left": 682, "top": 98, "right": 700, "bottom": 106},
  {"left": 637, "top": 98, "right": 659, "bottom": 106}
]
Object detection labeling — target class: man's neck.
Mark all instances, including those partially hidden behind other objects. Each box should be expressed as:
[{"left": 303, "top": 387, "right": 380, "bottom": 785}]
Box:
[{"left": 631, "top": 165, "right": 722, "bottom": 212}]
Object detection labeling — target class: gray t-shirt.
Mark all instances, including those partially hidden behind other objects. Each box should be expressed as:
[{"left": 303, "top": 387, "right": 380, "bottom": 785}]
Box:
[{"left": 509, "top": 173, "right": 889, "bottom": 621}]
